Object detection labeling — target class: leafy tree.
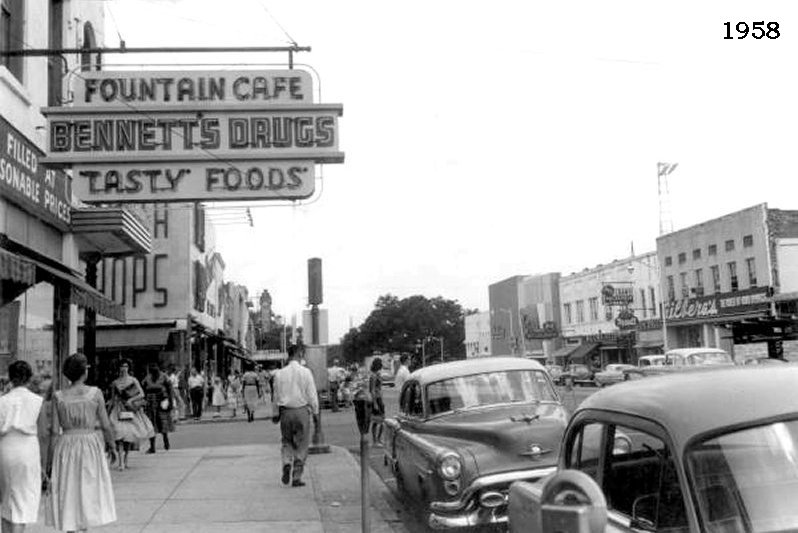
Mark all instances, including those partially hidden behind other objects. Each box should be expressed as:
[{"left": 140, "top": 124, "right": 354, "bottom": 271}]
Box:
[{"left": 340, "top": 294, "right": 474, "bottom": 364}]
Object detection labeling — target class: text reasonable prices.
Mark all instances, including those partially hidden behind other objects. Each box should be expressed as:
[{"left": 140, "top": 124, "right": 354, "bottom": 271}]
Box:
[{"left": 724, "top": 22, "right": 779, "bottom": 39}]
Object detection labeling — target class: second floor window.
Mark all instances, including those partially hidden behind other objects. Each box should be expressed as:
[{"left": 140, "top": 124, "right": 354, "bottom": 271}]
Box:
[
  {"left": 680, "top": 272, "right": 689, "bottom": 298},
  {"left": 728, "top": 261, "right": 739, "bottom": 292},
  {"left": 667, "top": 276, "right": 675, "bottom": 301},
  {"left": 639, "top": 289, "right": 647, "bottom": 318},
  {"left": 694, "top": 269, "right": 704, "bottom": 297},
  {"left": 650, "top": 287, "right": 657, "bottom": 316},
  {"left": 743, "top": 235, "right": 754, "bottom": 248},
  {"left": 693, "top": 249, "right": 701, "bottom": 260},
  {"left": 678, "top": 252, "right": 686, "bottom": 265},
  {"left": 725, "top": 239, "right": 735, "bottom": 252},
  {"left": 564, "top": 303, "right": 572, "bottom": 325},
  {"left": 0, "top": 0, "right": 23, "bottom": 82},
  {"left": 746, "top": 257, "right": 757, "bottom": 287},
  {"left": 576, "top": 300, "right": 585, "bottom": 324},
  {"left": 711, "top": 265, "right": 721, "bottom": 293},
  {"left": 588, "top": 297, "right": 599, "bottom": 321},
  {"left": 665, "top": 256, "right": 672, "bottom": 267}
]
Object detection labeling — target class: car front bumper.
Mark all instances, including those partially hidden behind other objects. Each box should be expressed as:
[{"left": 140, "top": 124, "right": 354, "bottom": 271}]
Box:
[{"left": 427, "top": 466, "right": 556, "bottom": 530}]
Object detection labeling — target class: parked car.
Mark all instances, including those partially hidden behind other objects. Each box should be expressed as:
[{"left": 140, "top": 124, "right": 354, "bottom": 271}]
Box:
[
  {"left": 383, "top": 357, "right": 568, "bottom": 529},
  {"left": 561, "top": 363, "right": 594, "bottom": 386},
  {"left": 623, "top": 347, "right": 734, "bottom": 380},
  {"left": 741, "top": 356, "right": 788, "bottom": 365},
  {"left": 544, "top": 364, "right": 564, "bottom": 385},
  {"left": 508, "top": 365, "right": 798, "bottom": 533},
  {"left": 593, "top": 363, "right": 635, "bottom": 387}
]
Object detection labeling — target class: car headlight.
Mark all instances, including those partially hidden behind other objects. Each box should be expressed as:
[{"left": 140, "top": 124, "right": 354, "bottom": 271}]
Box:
[{"left": 438, "top": 453, "right": 462, "bottom": 480}]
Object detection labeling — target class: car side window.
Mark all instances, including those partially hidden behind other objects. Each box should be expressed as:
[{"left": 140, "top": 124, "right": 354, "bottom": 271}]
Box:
[
  {"left": 399, "top": 382, "right": 413, "bottom": 414},
  {"left": 567, "top": 422, "right": 605, "bottom": 484},
  {"left": 604, "top": 424, "right": 688, "bottom": 532},
  {"left": 407, "top": 382, "right": 423, "bottom": 417}
]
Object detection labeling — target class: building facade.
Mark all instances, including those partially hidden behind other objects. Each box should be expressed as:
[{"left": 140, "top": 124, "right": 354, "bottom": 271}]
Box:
[
  {"left": 557, "top": 253, "right": 662, "bottom": 366},
  {"left": 657, "top": 203, "right": 798, "bottom": 360},
  {"left": 464, "top": 311, "right": 491, "bottom": 358},
  {"left": 1, "top": 1, "right": 148, "bottom": 389},
  {"left": 488, "top": 273, "right": 562, "bottom": 358}
]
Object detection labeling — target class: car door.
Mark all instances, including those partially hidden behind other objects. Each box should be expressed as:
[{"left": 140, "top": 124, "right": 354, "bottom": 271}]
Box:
[
  {"left": 565, "top": 415, "right": 691, "bottom": 532},
  {"left": 393, "top": 380, "right": 426, "bottom": 501}
]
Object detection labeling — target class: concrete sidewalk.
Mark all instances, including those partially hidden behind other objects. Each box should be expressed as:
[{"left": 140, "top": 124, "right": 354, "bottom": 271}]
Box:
[{"left": 28, "top": 444, "right": 408, "bottom": 533}]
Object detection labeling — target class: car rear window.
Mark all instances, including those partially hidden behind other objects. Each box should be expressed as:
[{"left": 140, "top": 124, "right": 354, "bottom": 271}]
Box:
[{"left": 425, "top": 369, "right": 557, "bottom": 416}]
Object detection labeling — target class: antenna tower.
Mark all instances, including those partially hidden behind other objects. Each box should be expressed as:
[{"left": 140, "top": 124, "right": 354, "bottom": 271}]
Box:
[{"left": 657, "top": 162, "right": 677, "bottom": 235}]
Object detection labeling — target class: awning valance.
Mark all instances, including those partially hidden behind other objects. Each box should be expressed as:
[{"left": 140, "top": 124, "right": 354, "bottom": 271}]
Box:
[
  {"left": 79, "top": 324, "right": 173, "bottom": 349},
  {"left": 566, "top": 342, "right": 601, "bottom": 363},
  {"left": 71, "top": 207, "right": 152, "bottom": 257},
  {"left": 0, "top": 248, "right": 125, "bottom": 322}
]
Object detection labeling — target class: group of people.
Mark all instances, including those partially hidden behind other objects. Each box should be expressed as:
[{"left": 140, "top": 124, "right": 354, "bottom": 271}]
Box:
[{"left": 186, "top": 365, "right": 274, "bottom": 422}]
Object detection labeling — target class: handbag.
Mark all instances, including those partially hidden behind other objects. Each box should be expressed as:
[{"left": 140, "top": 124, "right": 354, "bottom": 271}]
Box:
[
  {"left": 159, "top": 398, "right": 170, "bottom": 411},
  {"left": 118, "top": 411, "right": 134, "bottom": 421}
]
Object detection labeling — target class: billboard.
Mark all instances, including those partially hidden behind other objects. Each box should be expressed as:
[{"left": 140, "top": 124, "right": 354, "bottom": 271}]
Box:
[
  {"left": 43, "top": 69, "right": 344, "bottom": 203},
  {"left": 601, "top": 283, "right": 634, "bottom": 306}
]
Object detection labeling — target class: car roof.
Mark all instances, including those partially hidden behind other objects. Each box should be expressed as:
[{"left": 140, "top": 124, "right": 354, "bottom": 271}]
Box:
[
  {"left": 640, "top": 355, "right": 664, "bottom": 360},
  {"left": 409, "top": 356, "right": 544, "bottom": 386},
  {"left": 664, "top": 347, "right": 729, "bottom": 357},
  {"left": 577, "top": 365, "right": 798, "bottom": 450}
]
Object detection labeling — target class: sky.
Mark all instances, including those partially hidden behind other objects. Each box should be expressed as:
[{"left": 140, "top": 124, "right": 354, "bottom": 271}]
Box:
[{"left": 102, "top": 0, "right": 798, "bottom": 342}]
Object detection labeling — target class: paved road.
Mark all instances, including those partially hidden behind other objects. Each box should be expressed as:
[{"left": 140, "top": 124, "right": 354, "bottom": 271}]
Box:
[{"left": 165, "top": 383, "right": 598, "bottom": 532}]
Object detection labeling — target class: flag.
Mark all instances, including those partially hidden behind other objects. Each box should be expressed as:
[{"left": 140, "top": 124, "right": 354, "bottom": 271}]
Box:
[{"left": 658, "top": 162, "right": 678, "bottom": 177}]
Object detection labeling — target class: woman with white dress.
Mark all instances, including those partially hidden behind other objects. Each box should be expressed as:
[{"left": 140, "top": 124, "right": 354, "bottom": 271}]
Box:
[
  {"left": 108, "top": 359, "right": 155, "bottom": 470},
  {"left": 45, "top": 353, "right": 117, "bottom": 532},
  {"left": 0, "top": 361, "right": 44, "bottom": 533}
]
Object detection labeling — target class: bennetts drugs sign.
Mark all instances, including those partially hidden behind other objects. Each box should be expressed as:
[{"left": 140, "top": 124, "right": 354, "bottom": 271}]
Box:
[{"left": 42, "top": 70, "right": 344, "bottom": 203}]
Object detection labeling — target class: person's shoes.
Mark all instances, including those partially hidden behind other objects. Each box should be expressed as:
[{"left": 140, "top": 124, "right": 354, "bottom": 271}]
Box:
[
  {"left": 146, "top": 448, "right": 156, "bottom": 454},
  {"left": 292, "top": 479, "right": 306, "bottom": 487},
  {"left": 281, "top": 464, "right": 291, "bottom": 485},
  {"left": 164, "top": 439, "right": 170, "bottom": 451}
]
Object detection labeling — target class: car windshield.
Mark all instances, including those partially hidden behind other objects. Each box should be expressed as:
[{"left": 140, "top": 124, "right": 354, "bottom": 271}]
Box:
[
  {"left": 687, "top": 418, "right": 798, "bottom": 533},
  {"left": 425, "top": 369, "right": 557, "bottom": 416}
]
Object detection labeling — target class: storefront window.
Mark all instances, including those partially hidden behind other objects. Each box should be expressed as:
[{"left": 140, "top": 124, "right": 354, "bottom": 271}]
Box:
[{"left": 0, "top": 282, "right": 54, "bottom": 390}]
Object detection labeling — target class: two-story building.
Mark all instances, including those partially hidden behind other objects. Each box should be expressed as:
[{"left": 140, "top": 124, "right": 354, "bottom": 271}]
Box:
[{"left": 464, "top": 311, "right": 491, "bottom": 358}]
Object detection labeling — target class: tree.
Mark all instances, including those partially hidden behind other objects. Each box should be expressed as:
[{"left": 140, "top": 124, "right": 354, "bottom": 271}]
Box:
[{"left": 340, "top": 294, "right": 473, "bottom": 364}]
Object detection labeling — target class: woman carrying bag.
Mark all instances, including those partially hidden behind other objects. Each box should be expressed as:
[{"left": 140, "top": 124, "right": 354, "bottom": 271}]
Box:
[
  {"left": 141, "top": 364, "right": 174, "bottom": 453},
  {"left": 108, "top": 359, "right": 154, "bottom": 470}
]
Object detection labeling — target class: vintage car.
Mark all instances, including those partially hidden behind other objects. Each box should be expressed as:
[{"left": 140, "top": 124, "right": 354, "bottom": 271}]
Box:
[
  {"left": 623, "top": 347, "right": 734, "bottom": 380},
  {"left": 508, "top": 365, "right": 798, "bottom": 533},
  {"left": 561, "top": 363, "right": 595, "bottom": 386},
  {"left": 383, "top": 357, "right": 568, "bottom": 529},
  {"left": 593, "top": 364, "right": 635, "bottom": 387}
]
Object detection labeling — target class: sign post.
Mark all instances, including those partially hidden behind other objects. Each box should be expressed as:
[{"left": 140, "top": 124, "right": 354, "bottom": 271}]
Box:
[{"left": 353, "top": 389, "right": 372, "bottom": 533}]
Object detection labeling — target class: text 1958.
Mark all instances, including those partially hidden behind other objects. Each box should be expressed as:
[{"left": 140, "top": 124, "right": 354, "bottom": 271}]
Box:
[{"left": 724, "top": 22, "right": 780, "bottom": 39}]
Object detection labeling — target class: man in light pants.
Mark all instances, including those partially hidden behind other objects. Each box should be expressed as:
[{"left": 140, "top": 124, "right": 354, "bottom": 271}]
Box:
[{"left": 272, "top": 345, "right": 319, "bottom": 487}]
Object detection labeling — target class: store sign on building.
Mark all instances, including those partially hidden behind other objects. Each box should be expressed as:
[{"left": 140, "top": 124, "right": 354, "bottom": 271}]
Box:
[
  {"left": 601, "top": 283, "right": 634, "bottom": 306},
  {"left": 615, "top": 309, "right": 638, "bottom": 330},
  {"left": 0, "top": 115, "right": 71, "bottom": 231},
  {"left": 663, "top": 287, "right": 771, "bottom": 323},
  {"left": 522, "top": 316, "right": 559, "bottom": 339},
  {"left": 42, "top": 70, "right": 344, "bottom": 203}
]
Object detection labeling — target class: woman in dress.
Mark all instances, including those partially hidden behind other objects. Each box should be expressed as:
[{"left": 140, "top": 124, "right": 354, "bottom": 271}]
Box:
[
  {"left": 226, "top": 371, "right": 241, "bottom": 418},
  {"left": 45, "top": 353, "right": 117, "bottom": 532},
  {"left": 241, "top": 365, "right": 260, "bottom": 423},
  {"left": 211, "top": 375, "right": 226, "bottom": 418},
  {"left": 108, "top": 359, "right": 154, "bottom": 470},
  {"left": 369, "top": 358, "right": 385, "bottom": 447},
  {"left": 0, "top": 361, "right": 43, "bottom": 533},
  {"left": 141, "top": 364, "right": 174, "bottom": 453}
]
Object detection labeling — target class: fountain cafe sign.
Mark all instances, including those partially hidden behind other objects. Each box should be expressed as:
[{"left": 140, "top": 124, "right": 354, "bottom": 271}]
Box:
[
  {"left": 663, "top": 287, "right": 771, "bottom": 324},
  {"left": 41, "top": 70, "right": 344, "bottom": 203}
]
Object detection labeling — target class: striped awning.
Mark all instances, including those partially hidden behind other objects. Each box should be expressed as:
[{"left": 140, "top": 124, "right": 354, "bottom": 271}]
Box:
[{"left": 0, "top": 248, "right": 36, "bottom": 285}]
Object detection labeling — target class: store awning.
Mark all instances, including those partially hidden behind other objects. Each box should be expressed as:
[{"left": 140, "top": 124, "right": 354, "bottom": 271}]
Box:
[
  {"left": 71, "top": 207, "right": 152, "bottom": 258},
  {"left": 635, "top": 339, "right": 664, "bottom": 349},
  {"left": 80, "top": 324, "right": 173, "bottom": 349},
  {"left": 565, "top": 342, "right": 601, "bottom": 363},
  {"left": 0, "top": 248, "right": 125, "bottom": 322},
  {"left": 551, "top": 344, "right": 580, "bottom": 359}
]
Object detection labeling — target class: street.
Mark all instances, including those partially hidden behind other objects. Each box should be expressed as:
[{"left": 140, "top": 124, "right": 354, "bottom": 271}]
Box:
[{"left": 165, "top": 384, "right": 597, "bottom": 532}]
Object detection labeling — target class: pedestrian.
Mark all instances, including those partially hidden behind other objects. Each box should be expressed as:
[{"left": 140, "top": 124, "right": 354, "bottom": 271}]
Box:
[
  {"left": 241, "top": 365, "right": 260, "bottom": 423},
  {"left": 44, "top": 353, "right": 117, "bottom": 531},
  {"left": 272, "top": 345, "right": 319, "bottom": 487},
  {"left": 166, "top": 365, "right": 183, "bottom": 423},
  {"left": 0, "top": 361, "right": 43, "bottom": 533},
  {"left": 267, "top": 366, "right": 276, "bottom": 403},
  {"left": 394, "top": 354, "right": 411, "bottom": 392},
  {"left": 256, "top": 365, "right": 268, "bottom": 401},
  {"left": 211, "top": 374, "right": 226, "bottom": 418},
  {"left": 327, "top": 359, "right": 345, "bottom": 412},
  {"left": 227, "top": 371, "right": 241, "bottom": 418},
  {"left": 141, "top": 364, "right": 174, "bottom": 453},
  {"left": 108, "top": 359, "right": 154, "bottom": 471},
  {"left": 187, "top": 367, "right": 204, "bottom": 421},
  {"left": 369, "top": 358, "right": 385, "bottom": 447}
]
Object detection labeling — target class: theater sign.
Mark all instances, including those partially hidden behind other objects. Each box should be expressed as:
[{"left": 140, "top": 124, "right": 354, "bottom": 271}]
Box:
[{"left": 42, "top": 70, "right": 344, "bottom": 203}]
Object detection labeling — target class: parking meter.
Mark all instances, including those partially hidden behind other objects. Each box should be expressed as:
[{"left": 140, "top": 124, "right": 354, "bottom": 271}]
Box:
[
  {"left": 540, "top": 471, "right": 607, "bottom": 533},
  {"left": 353, "top": 388, "right": 373, "bottom": 532},
  {"left": 353, "top": 389, "right": 372, "bottom": 435}
]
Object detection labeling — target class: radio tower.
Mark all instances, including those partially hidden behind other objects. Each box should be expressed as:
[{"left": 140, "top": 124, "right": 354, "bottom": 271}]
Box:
[{"left": 657, "top": 162, "right": 678, "bottom": 235}]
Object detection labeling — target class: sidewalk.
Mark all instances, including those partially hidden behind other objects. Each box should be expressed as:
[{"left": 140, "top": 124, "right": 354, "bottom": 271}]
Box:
[
  {"left": 177, "top": 399, "right": 276, "bottom": 424},
  {"left": 28, "top": 444, "right": 409, "bottom": 533}
]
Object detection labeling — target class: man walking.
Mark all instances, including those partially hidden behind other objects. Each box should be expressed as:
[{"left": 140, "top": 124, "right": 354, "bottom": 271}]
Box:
[
  {"left": 395, "top": 354, "right": 411, "bottom": 391},
  {"left": 328, "top": 359, "right": 345, "bottom": 412},
  {"left": 272, "top": 345, "right": 319, "bottom": 487}
]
